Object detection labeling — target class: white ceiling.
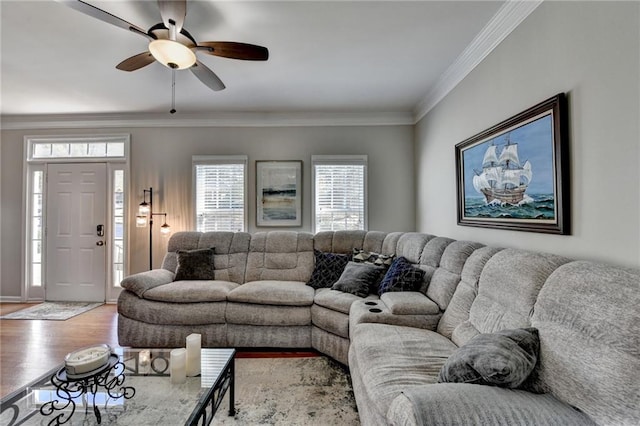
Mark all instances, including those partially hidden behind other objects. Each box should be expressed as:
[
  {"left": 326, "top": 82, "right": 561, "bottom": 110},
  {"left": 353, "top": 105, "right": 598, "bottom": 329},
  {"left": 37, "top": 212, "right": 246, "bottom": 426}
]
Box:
[{"left": 1, "top": 0, "right": 508, "bottom": 121}]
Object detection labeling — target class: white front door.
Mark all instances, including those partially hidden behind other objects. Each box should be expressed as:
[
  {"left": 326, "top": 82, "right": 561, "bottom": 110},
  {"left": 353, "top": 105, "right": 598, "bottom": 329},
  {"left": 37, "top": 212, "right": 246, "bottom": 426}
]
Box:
[{"left": 46, "top": 163, "right": 107, "bottom": 302}]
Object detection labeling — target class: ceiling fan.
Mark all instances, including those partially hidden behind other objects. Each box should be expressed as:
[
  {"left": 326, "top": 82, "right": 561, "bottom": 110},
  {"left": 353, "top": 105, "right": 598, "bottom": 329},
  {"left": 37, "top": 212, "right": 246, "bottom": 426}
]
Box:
[{"left": 57, "top": 0, "right": 269, "bottom": 112}]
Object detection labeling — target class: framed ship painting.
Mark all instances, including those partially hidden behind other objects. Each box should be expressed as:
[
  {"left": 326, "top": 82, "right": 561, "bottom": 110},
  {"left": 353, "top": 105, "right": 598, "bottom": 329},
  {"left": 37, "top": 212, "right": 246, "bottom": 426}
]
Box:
[
  {"left": 256, "top": 160, "right": 302, "bottom": 227},
  {"left": 455, "top": 93, "right": 569, "bottom": 234}
]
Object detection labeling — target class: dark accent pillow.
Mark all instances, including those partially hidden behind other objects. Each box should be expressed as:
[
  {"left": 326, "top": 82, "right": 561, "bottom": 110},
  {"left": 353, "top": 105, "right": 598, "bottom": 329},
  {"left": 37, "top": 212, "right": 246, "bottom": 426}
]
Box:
[
  {"left": 306, "top": 250, "right": 350, "bottom": 289},
  {"left": 438, "top": 328, "right": 540, "bottom": 389},
  {"left": 378, "top": 256, "right": 425, "bottom": 295},
  {"left": 174, "top": 247, "right": 215, "bottom": 281},
  {"left": 332, "top": 262, "right": 384, "bottom": 298},
  {"left": 352, "top": 249, "right": 395, "bottom": 267}
]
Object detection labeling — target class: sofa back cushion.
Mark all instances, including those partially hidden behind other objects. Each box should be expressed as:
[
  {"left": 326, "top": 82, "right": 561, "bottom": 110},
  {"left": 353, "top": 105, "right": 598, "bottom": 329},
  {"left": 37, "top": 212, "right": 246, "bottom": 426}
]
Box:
[
  {"left": 530, "top": 261, "right": 640, "bottom": 426},
  {"left": 453, "top": 249, "right": 570, "bottom": 346},
  {"left": 162, "top": 231, "right": 250, "bottom": 284},
  {"left": 313, "top": 230, "right": 388, "bottom": 254},
  {"left": 245, "top": 231, "right": 314, "bottom": 282},
  {"left": 437, "top": 245, "right": 500, "bottom": 339}
]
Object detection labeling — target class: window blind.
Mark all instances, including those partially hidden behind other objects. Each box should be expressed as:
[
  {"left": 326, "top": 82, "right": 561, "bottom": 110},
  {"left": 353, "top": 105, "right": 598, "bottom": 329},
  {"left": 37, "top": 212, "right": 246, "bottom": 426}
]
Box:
[
  {"left": 194, "top": 160, "right": 246, "bottom": 232},
  {"left": 313, "top": 156, "right": 367, "bottom": 232}
]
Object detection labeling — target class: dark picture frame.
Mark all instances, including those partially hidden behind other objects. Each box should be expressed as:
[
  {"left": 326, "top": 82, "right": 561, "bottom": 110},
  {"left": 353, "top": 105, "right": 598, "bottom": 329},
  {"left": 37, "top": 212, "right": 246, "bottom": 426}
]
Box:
[
  {"left": 256, "top": 160, "right": 303, "bottom": 227},
  {"left": 455, "top": 93, "right": 569, "bottom": 234}
]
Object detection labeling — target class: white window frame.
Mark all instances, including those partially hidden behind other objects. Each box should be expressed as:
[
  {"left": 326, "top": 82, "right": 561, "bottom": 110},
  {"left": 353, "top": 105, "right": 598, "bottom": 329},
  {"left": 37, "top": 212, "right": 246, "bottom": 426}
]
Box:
[
  {"left": 192, "top": 155, "right": 248, "bottom": 232},
  {"left": 311, "top": 155, "right": 368, "bottom": 233},
  {"left": 23, "top": 135, "right": 130, "bottom": 302}
]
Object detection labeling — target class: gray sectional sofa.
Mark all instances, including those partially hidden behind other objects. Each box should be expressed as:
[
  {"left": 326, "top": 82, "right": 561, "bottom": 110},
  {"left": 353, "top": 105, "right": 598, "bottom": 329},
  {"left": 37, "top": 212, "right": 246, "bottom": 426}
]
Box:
[{"left": 117, "top": 230, "right": 639, "bottom": 426}]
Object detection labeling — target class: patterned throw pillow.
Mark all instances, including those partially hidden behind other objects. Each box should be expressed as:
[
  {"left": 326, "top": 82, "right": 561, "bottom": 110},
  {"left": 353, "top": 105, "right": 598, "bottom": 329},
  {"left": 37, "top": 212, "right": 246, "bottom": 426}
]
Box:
[
  {"left": 174, "top": 247, "right": 215, "bottom": 281},
  {"left": 352, "top": 249, "right": 395, "bottom": 267},
  {"left": 378, "top": 256, "right": 425, "bottom": 295},
  {"left": 332, "top": 262, "right": 384, "bottom": 298},
  {"left": 438, "top": 328, "right": 540, "bottom": 389},
  {"left": 306, "top": 250, "right": 350, "bottom": 289}
]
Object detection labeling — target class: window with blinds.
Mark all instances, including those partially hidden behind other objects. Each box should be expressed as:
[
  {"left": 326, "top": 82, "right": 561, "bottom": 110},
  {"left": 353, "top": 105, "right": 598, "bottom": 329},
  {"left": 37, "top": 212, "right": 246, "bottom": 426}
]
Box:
[
  {"left": 312, "top": 155, "right": 367, "bottom": 232},
  {"left": 193, "top": 156, "right": 247, "bottom": 232}
]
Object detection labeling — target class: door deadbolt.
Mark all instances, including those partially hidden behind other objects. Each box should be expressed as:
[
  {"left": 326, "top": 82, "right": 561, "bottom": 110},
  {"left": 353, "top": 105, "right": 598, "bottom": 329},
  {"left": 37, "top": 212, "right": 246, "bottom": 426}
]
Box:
[
  {"left": 96, "top": 241, "right": 105, "bottom": 246},
  {"left": 97, "top": 224, "right": 105, "bottom": 237}
]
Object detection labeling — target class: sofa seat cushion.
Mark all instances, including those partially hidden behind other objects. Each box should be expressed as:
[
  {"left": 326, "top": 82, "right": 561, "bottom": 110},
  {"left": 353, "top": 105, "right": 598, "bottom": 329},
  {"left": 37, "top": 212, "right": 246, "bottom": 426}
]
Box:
[
  {"left": 227, "top": 281, "right": 314, "bottom": 306},
  {"left": 226, "top": 302, "right": 311, "bottom": 326},
  {"left": 350, "top": 323, "right": 457, "bottom": 416},
  {"left": 142, "top": 280, "right": 239, "bottom": 303},
  {"left": 388, "top": 383, "right": 596, "bottom": 426},
  {"left": 118, "top": 290, "right": 226, "bottom": 325},
  {"left": 314, "top": 288, "right": 379, "bottom": 314}
]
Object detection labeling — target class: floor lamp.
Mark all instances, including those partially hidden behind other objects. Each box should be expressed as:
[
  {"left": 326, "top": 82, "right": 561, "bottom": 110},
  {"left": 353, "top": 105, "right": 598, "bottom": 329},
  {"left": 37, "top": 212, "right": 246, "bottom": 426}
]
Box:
[{"left": 136, "top": 187, "right": 171, "bottom": 270}]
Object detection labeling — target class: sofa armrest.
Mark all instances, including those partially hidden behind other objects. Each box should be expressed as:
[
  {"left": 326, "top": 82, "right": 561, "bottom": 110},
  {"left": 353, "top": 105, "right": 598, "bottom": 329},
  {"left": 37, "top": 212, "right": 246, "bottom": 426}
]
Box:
[
  {"left": 387, "top": 383, "right": 596, "bottom": 426},
  {"left": 380, "top": 292, "right": 439, "bottom": 315},
  {"left": 120, "top": 269, "right": 175, "bottom": 298},
  {"left": 349, "top": 298, "right": 441, "bottom": 336}
]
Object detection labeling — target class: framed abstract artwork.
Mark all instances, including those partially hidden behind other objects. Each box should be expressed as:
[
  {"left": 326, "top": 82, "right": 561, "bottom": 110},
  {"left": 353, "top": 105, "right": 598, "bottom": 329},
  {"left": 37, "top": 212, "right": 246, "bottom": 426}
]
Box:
[
  {"left": 455, "top": 93, "right": 570, "bottom": 234},
  {"left": 256, "top": 160, "right": 302, "bottom": 227}
]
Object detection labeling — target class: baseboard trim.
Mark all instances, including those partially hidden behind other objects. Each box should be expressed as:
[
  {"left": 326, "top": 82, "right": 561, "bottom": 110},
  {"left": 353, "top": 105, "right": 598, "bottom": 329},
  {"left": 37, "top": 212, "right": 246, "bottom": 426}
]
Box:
[{"left": 0, "top": 296, "right": 23, "bottom": 303}]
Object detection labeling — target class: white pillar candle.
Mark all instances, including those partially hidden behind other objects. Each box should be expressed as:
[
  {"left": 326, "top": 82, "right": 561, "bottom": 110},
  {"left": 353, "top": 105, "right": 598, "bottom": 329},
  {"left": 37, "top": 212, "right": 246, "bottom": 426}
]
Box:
[
  {"left": 170, "top": 348, "right": 187, "bottom": 384},
  {"left": 138, "top": 350, "right": 151, "bottom": 374},
  {"left": 186, "top": 333, "right": 201, "bottom": 377}
]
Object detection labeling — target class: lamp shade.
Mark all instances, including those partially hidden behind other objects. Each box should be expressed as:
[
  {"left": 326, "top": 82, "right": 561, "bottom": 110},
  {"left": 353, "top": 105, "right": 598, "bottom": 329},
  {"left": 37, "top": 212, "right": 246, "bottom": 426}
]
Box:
[
  {"left": 160, "top": 222, "right": 172, "bottom": 235},
  {"left": 149, "top": 39, "right": 196, "bottom": 70},
  {"left": 139, "top": 202, "right": 150, "bottom": 216},
  {"left": 136, "top": 215, "right": 148, "bottom": 228}
]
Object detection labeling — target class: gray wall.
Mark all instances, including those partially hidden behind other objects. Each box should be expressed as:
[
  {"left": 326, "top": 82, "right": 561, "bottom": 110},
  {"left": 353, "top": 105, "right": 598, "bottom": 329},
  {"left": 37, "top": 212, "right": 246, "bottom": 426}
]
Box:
[
  {"left": 415, "top": 1, "right": 640, "bottom": 267},
  {"left": 0, "top": 124, "right": 415, "bottom": 297}
]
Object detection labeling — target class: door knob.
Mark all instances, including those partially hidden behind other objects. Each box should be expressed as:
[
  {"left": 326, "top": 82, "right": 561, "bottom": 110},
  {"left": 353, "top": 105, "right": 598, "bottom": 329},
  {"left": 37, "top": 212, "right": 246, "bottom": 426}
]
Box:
[{"left": 96, "top": 241, "right": 105, "bottom": 246}]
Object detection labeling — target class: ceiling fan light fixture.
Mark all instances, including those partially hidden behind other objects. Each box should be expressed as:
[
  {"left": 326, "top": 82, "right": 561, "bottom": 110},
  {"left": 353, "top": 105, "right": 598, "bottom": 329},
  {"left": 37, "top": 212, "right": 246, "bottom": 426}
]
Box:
[{"left": 149, "top": 39, "right": 196, "bottom": 70}]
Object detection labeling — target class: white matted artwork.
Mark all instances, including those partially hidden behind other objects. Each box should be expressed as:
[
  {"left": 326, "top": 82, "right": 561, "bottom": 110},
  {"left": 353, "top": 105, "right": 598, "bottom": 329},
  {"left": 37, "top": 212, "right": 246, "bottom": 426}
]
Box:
[{"left": 256, "top": 161, "right": 302, "bottom": 227}]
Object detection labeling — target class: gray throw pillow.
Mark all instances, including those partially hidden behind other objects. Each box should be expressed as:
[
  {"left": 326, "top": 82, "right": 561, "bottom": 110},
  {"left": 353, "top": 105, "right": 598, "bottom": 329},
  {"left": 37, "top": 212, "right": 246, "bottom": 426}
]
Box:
[
  {"left": 332, "top": 262, "right": 384, "bottom": 298},
  {"left": 174, "top": 247, "right": 215, "bottom": 281},
  {"left": 438, "top": 327, "right": 539, "bottom": 389}
]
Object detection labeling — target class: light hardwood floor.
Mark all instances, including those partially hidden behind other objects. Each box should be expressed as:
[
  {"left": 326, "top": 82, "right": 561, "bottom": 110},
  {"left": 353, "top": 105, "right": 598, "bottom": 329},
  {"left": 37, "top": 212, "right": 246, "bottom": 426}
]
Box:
[{"left": 0, "top": 303, "right": 119, "bottom": 398}]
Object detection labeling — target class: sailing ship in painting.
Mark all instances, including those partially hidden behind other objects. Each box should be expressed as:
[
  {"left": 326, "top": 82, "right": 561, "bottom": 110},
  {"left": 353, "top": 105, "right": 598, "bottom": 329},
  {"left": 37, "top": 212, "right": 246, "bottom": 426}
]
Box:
[{"left": 472, "top": 134, "right": 532, "bottom": 205}]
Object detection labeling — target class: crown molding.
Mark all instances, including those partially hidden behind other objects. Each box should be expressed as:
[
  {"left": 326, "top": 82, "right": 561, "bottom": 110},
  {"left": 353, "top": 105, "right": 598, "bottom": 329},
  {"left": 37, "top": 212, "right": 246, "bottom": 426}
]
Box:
[
  {"left": 0, "top": 111, "right": 414, "bottom": 130},
  {"left": 413, "top": 0, "right": 543, "bottom": 122}
]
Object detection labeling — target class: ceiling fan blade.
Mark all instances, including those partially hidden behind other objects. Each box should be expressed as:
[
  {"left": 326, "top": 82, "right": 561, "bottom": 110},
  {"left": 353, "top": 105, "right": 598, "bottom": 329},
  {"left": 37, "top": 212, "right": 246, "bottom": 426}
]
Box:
[
  {"left": 196, "top": 42, "right": 269, "bottom": 61},
  {"left": 56, "top": 0, "right": 152, "bottom": 40},
  {"left": 190, "top": 61, "right": 226, "bottom": 91},
  {"left": 158, "top": 0, "right": 187, "bottom": 34},
  {"left": 116, "top": 52, "right": 156, "bottom": 72}
]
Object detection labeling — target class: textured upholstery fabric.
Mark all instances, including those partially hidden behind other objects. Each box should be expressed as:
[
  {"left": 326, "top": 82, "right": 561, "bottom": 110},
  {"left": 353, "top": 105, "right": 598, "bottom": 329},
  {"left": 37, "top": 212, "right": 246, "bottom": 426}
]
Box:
[
  {"left": 333, "top": 261, "right": 383, "bottom": 297},
  {"left": 349, "top": 299, "right": 441, "bottom": 335},
  {"left": 380, "top": 292, "right": 440, "bottom": 315},
  {"left": 530, "top": 261, "right": 640, "bottom": 426},
  {"left": 438, "top": 247, "right": 503, "bottom": 339},
  {"left": 467, "top": 248, "right": 570, "bottom": 334},
  {"left": 311, "top": 304, "right": 350, "bottom": 338},
  {"left": 438, "top": 328, "right": 539, "bottom": 388},
  {"left": 379, "top": 256, "right": 425, "bottom": 295},
  {"left": 120, "top": 269, "right": 175, "bottom": 297},
  {"left": 118, "top": 316, "right": 227, "bottom": 348},
  {"left": 395, "top": 233, "right": 434, "bottom": 263},
  {"left": 313, "top": 288, "right": 378, "bottom": 315},
  {"left": 306, "top": 250, "right": 350, "bottom": 289},
  {"left": 162, "top": 231, "right": 250, "bottom": 284},
  {"left": 226, "top": 324, "right": 311, "bottom": 348},
  {"left": 118, "top": 290, "right": 226, "bottom": 325},
  {"left": 311, "top": 326, "right": 350, "bottom": 365},
  {"left": 226, "top": 302, "right": 311, "bottom": 326},
  {"left": 174, "top": 247, "right": 216, "bottom": 281},
  {"left": 245, "top": 232, "right": 314, "bottom": 282},
  {"left": 142, "top": 280, "right": 238, "bottom": 303},
  {"left": 313, "top": 230, "right": 367, "bottom": 254},
  {"left": 425, "top": 240, "right": 484, "bottom": 311},
  {"left": 349, "top": 323, "right": 457, "bottom": 421},
  {"left": 228, "top": 281, "right": 314, "bottom": 306},
  {"left": 390, "top": 383, "right": 595, "bottom": 426}
]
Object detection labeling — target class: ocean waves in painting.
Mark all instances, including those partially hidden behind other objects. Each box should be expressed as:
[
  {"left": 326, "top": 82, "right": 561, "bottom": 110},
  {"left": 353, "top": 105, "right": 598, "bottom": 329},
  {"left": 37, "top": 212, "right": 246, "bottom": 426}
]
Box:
[{"left": 464, "top": 194, "right": 555, "bottom": 220}]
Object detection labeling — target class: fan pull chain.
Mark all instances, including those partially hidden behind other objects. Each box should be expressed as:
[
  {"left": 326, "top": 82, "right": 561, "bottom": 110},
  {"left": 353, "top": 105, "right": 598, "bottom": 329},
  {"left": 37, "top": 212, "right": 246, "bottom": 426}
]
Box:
[{"left": 170, "top": 68, "right": 176, "bottom": 114}]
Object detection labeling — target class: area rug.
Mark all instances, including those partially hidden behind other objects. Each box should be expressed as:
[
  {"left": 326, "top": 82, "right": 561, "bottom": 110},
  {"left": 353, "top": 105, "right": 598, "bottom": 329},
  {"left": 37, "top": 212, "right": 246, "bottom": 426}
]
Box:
[
  {"left": 0, "top": 302, "right": 104, "bottom": 320},
  {"left": 213, "top": 356, "right": 360, "bottom": 425}
]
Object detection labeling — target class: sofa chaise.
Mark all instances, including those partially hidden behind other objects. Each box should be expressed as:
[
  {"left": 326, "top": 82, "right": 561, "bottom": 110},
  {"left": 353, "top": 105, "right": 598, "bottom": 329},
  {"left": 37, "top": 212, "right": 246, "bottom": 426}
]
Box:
[{"left": 117, "top": 230, "right": 639, "bottom": 425}]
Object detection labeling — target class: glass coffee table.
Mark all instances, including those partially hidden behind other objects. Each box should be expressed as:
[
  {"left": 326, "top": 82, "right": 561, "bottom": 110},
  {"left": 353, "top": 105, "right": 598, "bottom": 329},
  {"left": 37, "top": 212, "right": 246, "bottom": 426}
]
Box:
[{"left": 0, "top": 347, "right": 235, "bottom": 425}]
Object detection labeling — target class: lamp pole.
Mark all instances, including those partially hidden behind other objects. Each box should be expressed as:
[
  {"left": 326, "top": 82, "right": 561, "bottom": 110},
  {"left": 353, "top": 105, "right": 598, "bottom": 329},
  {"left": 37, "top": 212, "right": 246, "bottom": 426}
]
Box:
[{"left": 138, "top": 187, "right": 171, "bottom": 270}]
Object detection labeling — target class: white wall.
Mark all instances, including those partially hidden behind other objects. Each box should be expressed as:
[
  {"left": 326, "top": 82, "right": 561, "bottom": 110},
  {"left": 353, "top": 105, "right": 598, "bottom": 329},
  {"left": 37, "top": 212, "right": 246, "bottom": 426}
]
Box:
[
  {"left": 0, "top": 123, "right": 415, "bottom": 298},
  {"left": 415, "top": 1, "right": 640, "bottom": 267}
]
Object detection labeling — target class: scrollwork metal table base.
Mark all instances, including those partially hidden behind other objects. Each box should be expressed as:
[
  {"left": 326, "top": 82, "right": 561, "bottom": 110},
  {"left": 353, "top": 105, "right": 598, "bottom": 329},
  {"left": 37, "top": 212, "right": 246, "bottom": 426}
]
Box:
[{"left": 40, "top": 354, "right": 135, "bottom": 425}]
